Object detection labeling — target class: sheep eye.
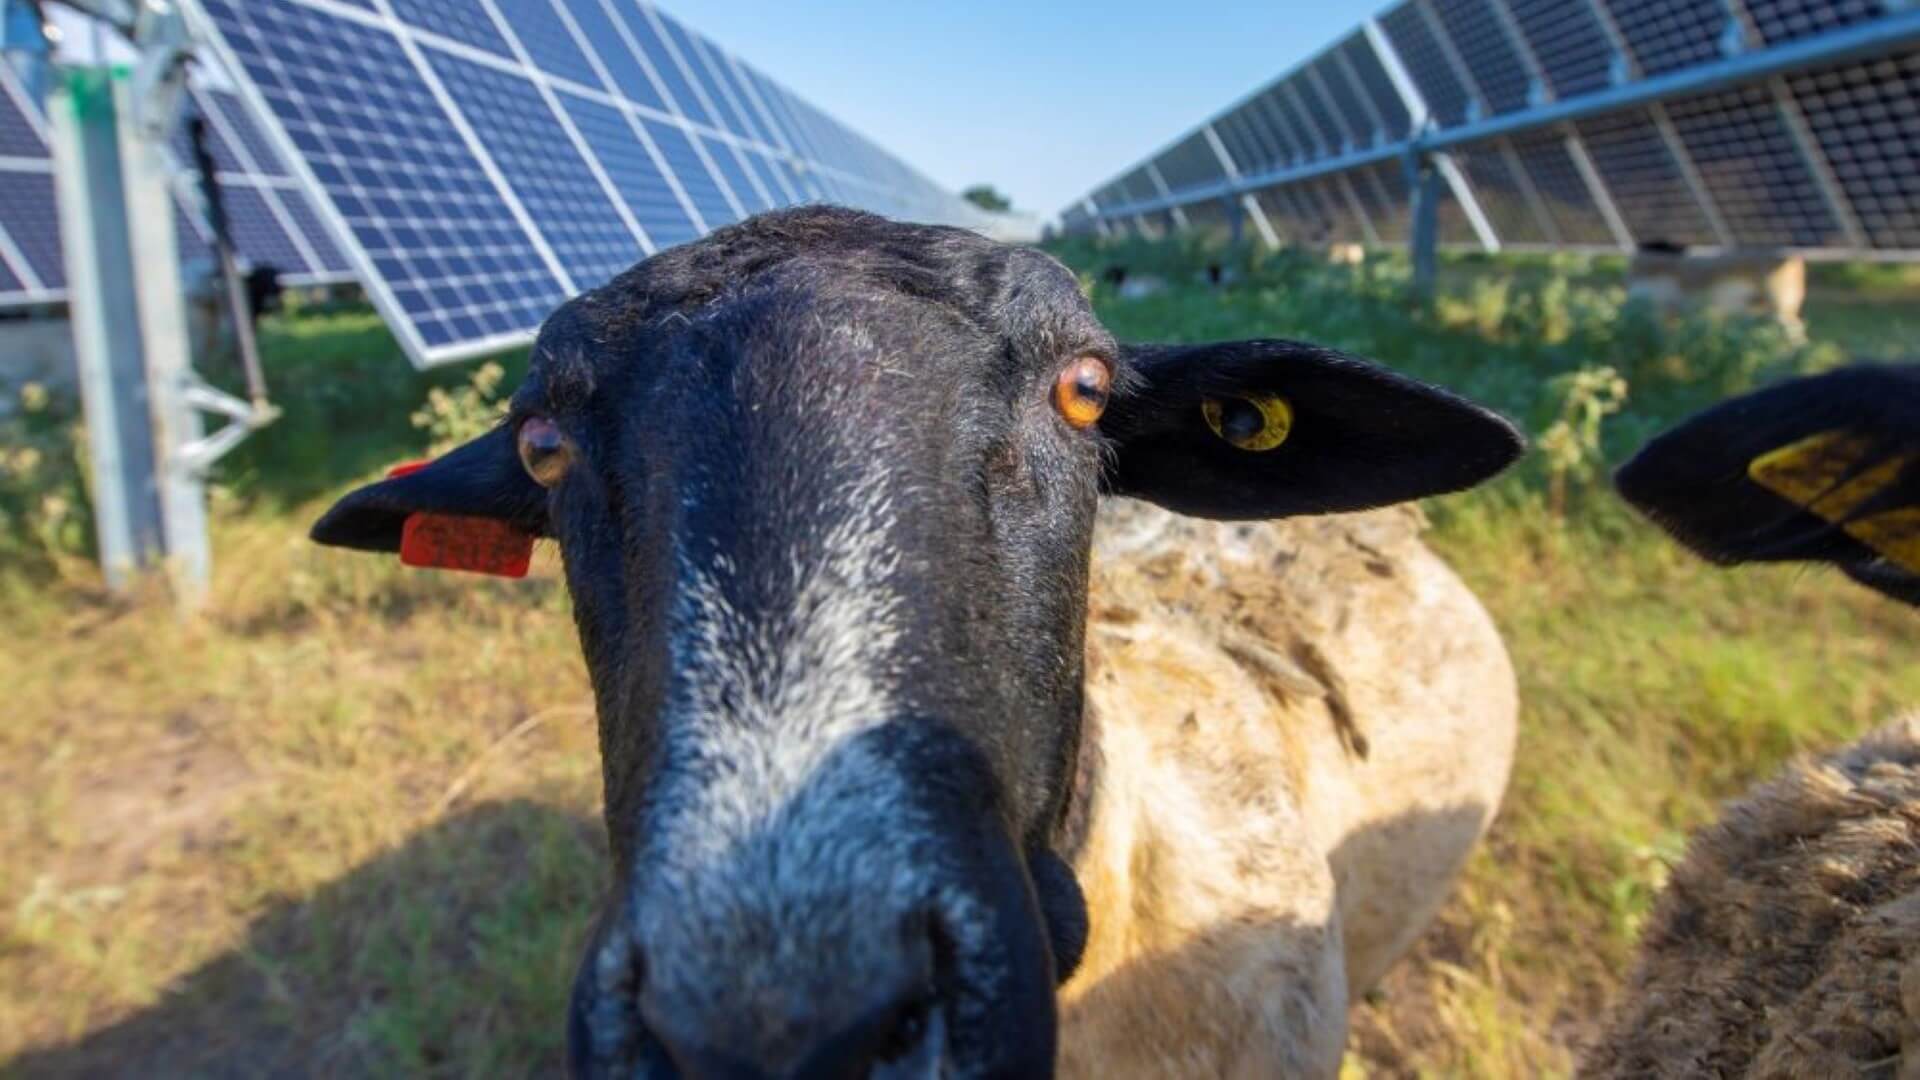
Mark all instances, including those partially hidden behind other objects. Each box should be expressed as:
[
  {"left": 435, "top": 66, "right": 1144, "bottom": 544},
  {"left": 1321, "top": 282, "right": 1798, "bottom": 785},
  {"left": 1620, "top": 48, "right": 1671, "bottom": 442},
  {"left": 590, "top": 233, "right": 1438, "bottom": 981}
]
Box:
[
  {"left": 517, "top": 416, "right": 572, "bottom": 487},
  {"left": 1202, "top": 394, "right": 1292, "bottom": 452},
  {"left": 1053, "top": 357, "right": 1113, "bottom": 430}
]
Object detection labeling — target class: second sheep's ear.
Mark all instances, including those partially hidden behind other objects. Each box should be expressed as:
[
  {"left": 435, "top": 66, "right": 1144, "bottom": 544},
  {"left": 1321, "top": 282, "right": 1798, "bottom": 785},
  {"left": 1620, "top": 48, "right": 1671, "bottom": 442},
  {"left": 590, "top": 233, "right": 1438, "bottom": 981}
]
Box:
[
  {"left": 1615, "top": 364, "right": 1920, "bottom": 606},
  {"left": 1098, "top": 339, "right": 1525, "bottom": 520}
]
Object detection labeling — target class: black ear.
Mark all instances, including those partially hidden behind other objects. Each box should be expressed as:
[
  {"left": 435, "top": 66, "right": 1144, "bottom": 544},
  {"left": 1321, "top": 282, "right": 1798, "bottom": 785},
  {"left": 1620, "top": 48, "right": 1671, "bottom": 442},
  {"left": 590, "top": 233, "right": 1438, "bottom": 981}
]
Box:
[
  {"left": 1615, "top": 363, "right": 1920, "bottom": 606},
  {"left": 1100, "top": 340, "right": 1524, "bottom": 519},
  {"left": 310, "top": 425, "right": 548, "bottom": 552}
]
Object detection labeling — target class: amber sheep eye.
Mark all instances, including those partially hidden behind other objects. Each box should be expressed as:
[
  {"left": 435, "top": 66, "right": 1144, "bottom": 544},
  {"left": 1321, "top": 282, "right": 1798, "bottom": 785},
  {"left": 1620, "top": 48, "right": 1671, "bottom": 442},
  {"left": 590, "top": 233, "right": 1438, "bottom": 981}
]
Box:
[
  {"left": 1053, "top": 357, "right": 1113, "bottom": 430},
  {"left": 517, "top": 416, "right": 572, "bottom": 487}
]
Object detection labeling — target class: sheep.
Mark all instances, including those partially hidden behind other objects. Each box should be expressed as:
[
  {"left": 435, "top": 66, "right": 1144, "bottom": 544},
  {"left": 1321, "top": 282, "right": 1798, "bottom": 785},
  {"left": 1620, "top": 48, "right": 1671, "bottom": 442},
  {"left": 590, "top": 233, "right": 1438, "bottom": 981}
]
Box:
[
  {"left": 1064, "top": 499, "right": 1517, "bottom": 1077},
  {"left": 310, "top": 207, "right": 1524, "bottom": 1078},
  {"left": 1586, "top": 363, "right": 1920, "bottom": 1077}
]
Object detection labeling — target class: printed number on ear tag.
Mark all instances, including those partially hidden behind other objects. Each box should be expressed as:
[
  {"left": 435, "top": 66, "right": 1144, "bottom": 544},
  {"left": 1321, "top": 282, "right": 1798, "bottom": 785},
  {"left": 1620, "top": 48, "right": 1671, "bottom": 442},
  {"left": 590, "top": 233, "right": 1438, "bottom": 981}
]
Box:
[
  {"left": 1749, "top": 432, "right": 1920, "bottom": 574},
  {"left": 385, "top": 459, "right": 536, "bottom": 578}
]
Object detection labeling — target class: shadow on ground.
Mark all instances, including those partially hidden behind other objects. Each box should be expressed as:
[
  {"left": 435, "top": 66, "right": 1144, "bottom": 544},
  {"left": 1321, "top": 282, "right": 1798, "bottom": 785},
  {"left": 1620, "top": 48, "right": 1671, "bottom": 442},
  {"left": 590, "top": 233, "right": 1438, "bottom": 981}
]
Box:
[{"left": 10, "top": 801, "right": 606, "bottom": 1078}]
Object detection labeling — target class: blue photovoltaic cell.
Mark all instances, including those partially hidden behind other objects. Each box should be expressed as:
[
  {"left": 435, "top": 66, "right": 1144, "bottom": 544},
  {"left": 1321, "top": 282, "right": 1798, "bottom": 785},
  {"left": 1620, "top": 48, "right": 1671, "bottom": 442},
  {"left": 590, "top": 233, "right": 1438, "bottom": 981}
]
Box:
[
  {"left": 1746, "top": 0, "right": 1888, "bottom": 46},
  {"left": 0, "top": 81, "right": 44, "bottom": 157},
  {"left": 202, "top": 0, "right": 565, "bottom": 348},
  {"left": 735, "top": 63, "right": 796, "bottom": 150},
  {"left": 743, "top": 150, "right": 794, "bottom": 206},
  {"left": 555, "top": 90, "right": 700, "bottom": 248},
  {"left": 1666, "top": 84, "right": 1842, "bottom": 247},
  {"left": 490, "top": 0, "right": 602, "bottom": 88},
  {"left": 1458, "top": 142, "right": 1552, "bottom": 244},
  {"left": 1336, "top": 35, "right": 1412, "bottom": 140},
  {"left": 655, "top": 10, "right": 739, "bottom": 133},
  {"left": 278, "top": 188, "right": 352, "bottom": 273},
  {"left": 702, "top": 43, "right": 772, "bottom": 146},
  {"left": 0, "top": 171, "right": 64, "bottom": 287},
  {"left": 0, "top": 253, "right": 20, "bottom": 294},
  {"left": 387, "top": 0, "right": 512, "bottom": 59},
  {"left": 1510, "top": 130, "right": 1617, "bottom": 244},
  {"left": 701, "top": 136, "right": 772, "bottom": 212},
  {"left": 1309, "top": 59, "right": 1377, "bottom": 146},
  {"left": 622, "top": 6, "right": 712, "bottom": 128},
  {"left": 643, "top": 118, "right": 735, "bottom": 227},
  {"left": 1606, "top": 0, "right": 1730, "bottom": 78},
  {"left": 172, "top": 97, "right": 247, "bottom": 174},
  {"left": 425, "top": 47, "right": 642, "bottom": 289},
  {"left": 1576, "top": 108, "right": 1719, "bottom": 245},
  {"left": 1381, "top": 3, "right": 1476, "bottom": 127},
  {"left": 1430, "top": 0, "right": 1535, "bottom": 116},
  {"left": 205, "top": 90, "right": 288, "bottom": 176},
  {"left": 222, "top": 184, "right": 312, "bottom": 273},
  {"left": 1506, "top": 0, "right": 1615, "bottom": 99},
  {"left": 557, "top": 0, "right": 668, "bottom": 112}
]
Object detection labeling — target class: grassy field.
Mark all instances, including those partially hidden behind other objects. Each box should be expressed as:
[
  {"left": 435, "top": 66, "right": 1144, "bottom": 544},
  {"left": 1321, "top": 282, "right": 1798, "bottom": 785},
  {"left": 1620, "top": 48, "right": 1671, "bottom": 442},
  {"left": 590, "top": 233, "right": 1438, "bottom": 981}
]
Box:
[{"left": 3, "top": 242, "right": 1917, "bottom": 1076}]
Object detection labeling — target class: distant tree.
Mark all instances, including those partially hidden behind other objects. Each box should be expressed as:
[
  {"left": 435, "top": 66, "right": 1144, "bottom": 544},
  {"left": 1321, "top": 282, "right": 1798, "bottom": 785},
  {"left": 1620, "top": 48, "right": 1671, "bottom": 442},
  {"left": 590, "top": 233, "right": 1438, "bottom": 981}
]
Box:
[{"left": 962, "top": 184, "right": 1012, "bottom": 213}]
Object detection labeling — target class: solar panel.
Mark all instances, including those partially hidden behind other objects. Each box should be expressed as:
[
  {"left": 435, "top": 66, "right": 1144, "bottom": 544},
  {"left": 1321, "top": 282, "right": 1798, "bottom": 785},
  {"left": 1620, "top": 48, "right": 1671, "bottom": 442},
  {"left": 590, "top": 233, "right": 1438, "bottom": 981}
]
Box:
[
  {"left": 1066, "top": 0, "right": 1920, "bottom": 264},
  {"left": 0, "top": 57, "right": 359, "bottom": 307},
  {"left": 181, "top": 0, "right": 990, "bottom": 365}
]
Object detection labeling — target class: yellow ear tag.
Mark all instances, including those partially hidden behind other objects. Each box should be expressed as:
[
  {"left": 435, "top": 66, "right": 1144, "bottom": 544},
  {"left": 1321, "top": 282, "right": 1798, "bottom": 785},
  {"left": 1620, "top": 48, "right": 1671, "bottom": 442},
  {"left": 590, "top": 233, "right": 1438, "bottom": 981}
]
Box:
[
  {"left": 1202, "top": 394, "right": 1292, "bottom": 452},
  {"left": 1748, "top": 430, "right": 1920, "bottom": 574}
]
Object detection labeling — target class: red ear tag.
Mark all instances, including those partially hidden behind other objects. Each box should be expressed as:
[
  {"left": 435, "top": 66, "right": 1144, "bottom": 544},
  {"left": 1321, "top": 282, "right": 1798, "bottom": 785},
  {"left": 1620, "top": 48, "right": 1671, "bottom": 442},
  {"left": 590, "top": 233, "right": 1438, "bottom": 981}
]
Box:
[{"left": 385, "top": 459, "right": 536, "bottom": 578}]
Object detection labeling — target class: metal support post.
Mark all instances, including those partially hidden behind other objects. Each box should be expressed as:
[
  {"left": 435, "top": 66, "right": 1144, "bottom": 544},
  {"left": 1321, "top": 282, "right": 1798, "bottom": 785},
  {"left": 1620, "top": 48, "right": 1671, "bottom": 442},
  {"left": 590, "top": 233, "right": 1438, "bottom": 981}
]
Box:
[{"left": 1407, "top": 150, "right": 1441, "bottom": 297}]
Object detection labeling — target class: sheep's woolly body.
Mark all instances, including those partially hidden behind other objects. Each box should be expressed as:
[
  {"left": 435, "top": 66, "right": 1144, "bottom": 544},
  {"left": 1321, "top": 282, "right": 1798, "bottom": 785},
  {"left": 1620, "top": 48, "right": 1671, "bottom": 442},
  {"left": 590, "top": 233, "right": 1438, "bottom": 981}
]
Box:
[
  {"left": 1059, "top": 500, "right": 1519, "bottom": 1078},
  {"left": 1582, "top": 714, "right": 1920, "bottom": 1079}
]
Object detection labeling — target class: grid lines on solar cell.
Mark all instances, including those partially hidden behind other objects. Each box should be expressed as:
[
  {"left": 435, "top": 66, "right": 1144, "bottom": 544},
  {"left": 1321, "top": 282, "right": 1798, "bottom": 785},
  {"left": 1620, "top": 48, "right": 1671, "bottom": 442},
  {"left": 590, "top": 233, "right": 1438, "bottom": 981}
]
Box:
[
  {"left": 699, "top": 40, "right": 771, "bottom": 146},
  {"left": 621, "top": 5, "right": 710, "bottom": 128},
  {"left": 555, "top": 90, "right": 700, "bottom": 246},
  {"left": 1154, "top": 131, "right": 1224, "bottom": 194},
  {"left": 1458, "top": 142, "right": 1551, "bottom": 243},
  {"left": 1789, "top": 53, "right": 1920, "bottom": 248},
  {"left": 700, "top": 135, "right": 772, "bottom": 212},
  {"left": 0, "top": 79, "right": 44, "bottom": 157},
  {"left": 0, "top": 171, "right": 63, "bottom": 287},
  {"left": 278, "top": 189, "right": 352, "bottom": 272},
  {"left": 1509, "top": 130, "right": 1616, "bottom": 243},
  {"left": 202, "top": 0, "right": 566, "bottom": 348},
  {"left": 1665, "top": 84, "right": 1842, "bottom": 247},
  {"left": 557, "top": 0, "right": 667, "bottom": 111},
  {"left": 1337, "top": 35, "right": 1413, "bottom": 138},
  {"left": 172, "top": 97, "right": 246, "bottom": 174},
  {"left": 641, "top": 117, "right": 735, "bottom": 227},
  {"left": 204, "top": 90, "right": 289, "bottom": 176},
  {"left": 1576, "top": 108, "right": 1718, "bottom": 244},
  {"left": 489, "top": 0, "right": 603, "bottom": 87},
  {"left": 1311, "top": 58, "right": 1378, "bottom": 147},
  {"left": 657, "top": 10, "right": 750, "bottom": 136},
  {"left": 387, "top": 0, "right": 512, "bottom": 59},
  {"left": 424, "top": 47, "right": 642, "bottom": 288},
  {"left": 1430, "top": 0, "right": 1535, "bottom": 115},
  {"left": 1381, "top": 4, "right": 1477, "bottom": 127},
  {"left": 1605, "top": 0, "right": 1731, "bottom": 77},
  {"left": 1506, "top": 0, "right": 1616, "bottom": 98},
  {"left": 1745, "top": 0, "right": 1888, "bottom": 45},
  {"left": 221, "top": 184, "right": 313, "bottom": 271}
]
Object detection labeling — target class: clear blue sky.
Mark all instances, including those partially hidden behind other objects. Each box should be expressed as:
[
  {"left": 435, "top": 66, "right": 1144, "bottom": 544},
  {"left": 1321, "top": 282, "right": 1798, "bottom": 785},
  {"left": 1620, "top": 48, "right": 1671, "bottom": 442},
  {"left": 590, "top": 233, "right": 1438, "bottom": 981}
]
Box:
[{"left": 672, "top": 3, "right": 1375, "bottom": 221}]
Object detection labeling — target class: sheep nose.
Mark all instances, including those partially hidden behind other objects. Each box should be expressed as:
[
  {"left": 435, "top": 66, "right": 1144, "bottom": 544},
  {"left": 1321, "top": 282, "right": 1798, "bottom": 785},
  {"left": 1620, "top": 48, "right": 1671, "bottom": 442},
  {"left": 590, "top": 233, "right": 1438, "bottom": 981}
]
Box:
[
  {"left": 642, "top": 978, "right": 944, "bottom": 1079},
  {"left": 578, "top": 913, "right": 945, "bottom": 1079}
]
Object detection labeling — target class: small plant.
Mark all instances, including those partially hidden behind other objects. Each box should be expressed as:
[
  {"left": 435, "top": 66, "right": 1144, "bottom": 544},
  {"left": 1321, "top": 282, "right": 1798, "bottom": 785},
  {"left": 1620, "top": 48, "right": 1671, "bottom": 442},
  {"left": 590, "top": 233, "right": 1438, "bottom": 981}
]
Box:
[
  {"left": 1538, "top": 365, "right": 1629, "bottom": 516},
  {"left": 411, "top": 361, "right": 508, "bottom": 455},
  {"left": 0, "top": 381, "right": 94, "bottom": 577}
]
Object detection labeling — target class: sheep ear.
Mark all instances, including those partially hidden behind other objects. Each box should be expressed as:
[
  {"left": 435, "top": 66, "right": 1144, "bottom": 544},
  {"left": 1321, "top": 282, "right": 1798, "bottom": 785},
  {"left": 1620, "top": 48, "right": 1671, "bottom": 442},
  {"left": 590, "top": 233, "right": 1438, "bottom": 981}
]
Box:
[
  {"left": 1615, "top": 364, "right": 1920, "bottom": 605},
  {"left": 1099, "top": 340, "right": 1524, "bottom": 520},
  {"left": 310, "top": 427, "right": 548, "bottom": 570}
]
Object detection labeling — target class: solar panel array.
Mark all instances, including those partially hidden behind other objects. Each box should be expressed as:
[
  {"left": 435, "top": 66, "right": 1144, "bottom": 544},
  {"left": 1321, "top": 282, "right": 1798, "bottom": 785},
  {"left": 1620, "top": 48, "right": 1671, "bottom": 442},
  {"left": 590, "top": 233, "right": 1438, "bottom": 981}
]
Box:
[
  {"left": 173, "top": 0, "right": 993, "bottom": 365},
  {"left": 0, "top": 57, "right": 358, "bottom": 308},
  {"left": 1061, "top": 0, "right": 1920, "bottom": 262}
]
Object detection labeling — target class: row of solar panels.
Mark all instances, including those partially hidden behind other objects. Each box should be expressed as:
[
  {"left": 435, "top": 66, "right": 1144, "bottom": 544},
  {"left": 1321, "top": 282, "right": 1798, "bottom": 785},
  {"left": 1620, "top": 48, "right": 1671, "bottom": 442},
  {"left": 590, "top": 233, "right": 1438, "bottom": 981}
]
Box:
[
  {"left": 2, "top": 0, "right": 996, "bottom": 366},
  {"left": 0, "top": 60, "right": 358, "bottom": 306},
  {"left": 1060, "top": 0, "right": 1920, "bottom": 260}
]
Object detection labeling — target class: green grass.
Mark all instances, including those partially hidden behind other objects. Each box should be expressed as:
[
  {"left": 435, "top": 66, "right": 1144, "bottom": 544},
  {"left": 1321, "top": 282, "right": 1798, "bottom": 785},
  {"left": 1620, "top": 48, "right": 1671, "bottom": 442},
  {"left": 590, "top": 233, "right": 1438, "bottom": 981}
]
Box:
[{"left": 2, "top": 239, "right": 1917, "bottom": 1076}]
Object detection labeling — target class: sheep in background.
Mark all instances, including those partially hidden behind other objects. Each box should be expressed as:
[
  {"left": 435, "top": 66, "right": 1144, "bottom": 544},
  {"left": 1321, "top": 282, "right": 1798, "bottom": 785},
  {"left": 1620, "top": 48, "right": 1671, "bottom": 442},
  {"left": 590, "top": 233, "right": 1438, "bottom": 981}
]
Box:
[{"left": 1587, "top": 364, "right": 1920, "bottom": 1078}]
